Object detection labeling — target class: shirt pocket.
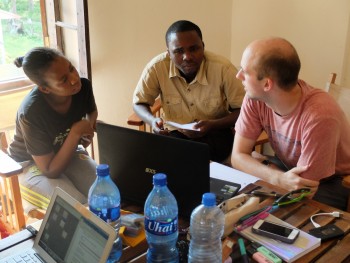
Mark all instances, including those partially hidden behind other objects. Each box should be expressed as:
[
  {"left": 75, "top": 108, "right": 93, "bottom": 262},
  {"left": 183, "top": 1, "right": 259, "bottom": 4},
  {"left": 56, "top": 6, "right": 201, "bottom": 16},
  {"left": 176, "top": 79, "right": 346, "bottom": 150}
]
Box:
[
  {"left": 203, "top": 97, "right": 223, "bottom": 117},
  {"left": 163, "top": 96, "right": 183, "bottom": 120}
]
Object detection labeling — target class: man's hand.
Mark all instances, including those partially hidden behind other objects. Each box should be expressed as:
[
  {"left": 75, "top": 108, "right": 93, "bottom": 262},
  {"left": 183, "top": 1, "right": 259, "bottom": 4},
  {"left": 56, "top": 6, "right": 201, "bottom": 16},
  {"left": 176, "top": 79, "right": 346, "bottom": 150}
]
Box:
[
  {"left": 151, "top": 117, "right": 169, "bottom": 135},
  {"left": 250, "top": 151, "right": 319, "bottom": 196},
  {"left": 272, "top": 166, "right": 319, "bottom": 197},
  {"left": 180, "top": 120, "right": 213, "bottom": 138}
]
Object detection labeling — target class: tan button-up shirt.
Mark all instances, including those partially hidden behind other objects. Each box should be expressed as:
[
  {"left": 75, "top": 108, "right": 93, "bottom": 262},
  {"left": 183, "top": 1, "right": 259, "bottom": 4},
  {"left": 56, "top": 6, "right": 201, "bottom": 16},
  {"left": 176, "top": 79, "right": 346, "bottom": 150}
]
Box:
[{"left": 133, "top": 51, "right": 245, "bottom": 129}]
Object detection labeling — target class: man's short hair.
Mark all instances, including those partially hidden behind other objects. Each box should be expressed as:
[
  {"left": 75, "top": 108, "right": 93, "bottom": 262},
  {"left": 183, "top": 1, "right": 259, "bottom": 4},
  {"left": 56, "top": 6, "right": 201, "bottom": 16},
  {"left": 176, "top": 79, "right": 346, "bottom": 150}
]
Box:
[
  {"left": 165, "top": 20, "right": 202, "bottom": 46},
  {"left": 255, "top": 43, "right": 301, "bottom": 90}
]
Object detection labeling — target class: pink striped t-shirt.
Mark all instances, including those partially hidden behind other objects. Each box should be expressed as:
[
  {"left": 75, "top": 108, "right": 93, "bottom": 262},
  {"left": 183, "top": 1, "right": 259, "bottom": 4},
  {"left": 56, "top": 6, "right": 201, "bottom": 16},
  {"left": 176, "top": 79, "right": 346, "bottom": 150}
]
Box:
[{"left": 235, "top": 80, "right": 350, "bottom": 181}]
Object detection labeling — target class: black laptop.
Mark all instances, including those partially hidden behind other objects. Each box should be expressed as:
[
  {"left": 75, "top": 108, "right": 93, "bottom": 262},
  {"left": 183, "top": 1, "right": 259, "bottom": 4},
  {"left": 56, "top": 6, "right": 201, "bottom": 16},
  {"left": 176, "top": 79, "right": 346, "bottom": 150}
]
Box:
[{"left": 96, "top": 123, "right": 240, "bottom": 218}]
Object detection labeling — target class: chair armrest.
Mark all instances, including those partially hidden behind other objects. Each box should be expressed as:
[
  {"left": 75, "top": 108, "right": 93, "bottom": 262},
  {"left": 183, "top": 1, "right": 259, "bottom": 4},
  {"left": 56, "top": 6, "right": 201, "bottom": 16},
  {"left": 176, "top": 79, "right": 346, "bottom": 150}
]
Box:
[
  {"left": 0, "top": 150, "right": 26, "bottom": 233},
  {"left": 255, "top": 131, "right": 269, "bottom": 146},
  {"left": 0, "top": 150, "right": 23, "bottom": 177},
  {"left": 127, "top": 98, "right": 162, "bottom": 127},
  {"left": 342, "top": 175, "right": 350, "bottom": 188},
  {"left": 127, "top": 112, "right": 144, "bottom": 126}
]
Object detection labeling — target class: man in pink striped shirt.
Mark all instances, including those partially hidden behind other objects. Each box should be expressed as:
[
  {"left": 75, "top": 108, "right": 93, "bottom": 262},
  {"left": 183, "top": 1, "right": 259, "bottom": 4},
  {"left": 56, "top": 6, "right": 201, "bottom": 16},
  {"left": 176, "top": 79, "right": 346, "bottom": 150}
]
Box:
[{"left": 232, "top": 37, "right": 350, "bottom": 210}]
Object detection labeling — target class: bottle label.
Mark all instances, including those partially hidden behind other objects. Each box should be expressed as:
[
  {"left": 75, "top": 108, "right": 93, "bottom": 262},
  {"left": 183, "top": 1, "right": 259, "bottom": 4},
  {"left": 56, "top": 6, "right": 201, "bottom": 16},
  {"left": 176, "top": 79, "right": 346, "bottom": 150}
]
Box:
[
  {"left": 145, "top": 216, "right": 178, "bottom": 236},
  {"left": 89, "top": 205, "right": 120, "bottom": 223}
]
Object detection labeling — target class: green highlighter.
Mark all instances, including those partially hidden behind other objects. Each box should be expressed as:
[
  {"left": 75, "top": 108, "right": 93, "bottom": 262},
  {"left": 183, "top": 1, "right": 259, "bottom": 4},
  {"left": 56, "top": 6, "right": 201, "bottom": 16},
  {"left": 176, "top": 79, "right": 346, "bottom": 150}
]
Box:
[
  {"left": 238, "top": 238, "right": 249, "bottom": 263},
  {"left": 252, "top": 242, "right": 282, "bottom": 263}
]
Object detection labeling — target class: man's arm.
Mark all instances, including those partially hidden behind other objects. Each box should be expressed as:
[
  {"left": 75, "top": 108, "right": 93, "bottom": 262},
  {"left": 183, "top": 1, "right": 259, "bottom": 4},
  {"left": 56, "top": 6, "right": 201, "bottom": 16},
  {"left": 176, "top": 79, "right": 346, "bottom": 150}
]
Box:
[
  {"left": 182, "top": 109, "right": 240, "bottom": 138},
  {"left": 231, "top": 133, "right": 319, "bottom": 193},
  {"left": 133, "top": 103, "right": 168, "bottom": 135}
]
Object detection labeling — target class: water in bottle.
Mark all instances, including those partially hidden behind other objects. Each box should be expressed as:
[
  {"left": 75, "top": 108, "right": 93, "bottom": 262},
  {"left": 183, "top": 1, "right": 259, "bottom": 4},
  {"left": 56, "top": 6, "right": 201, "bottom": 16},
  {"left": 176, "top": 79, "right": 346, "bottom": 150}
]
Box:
[
  {"left": 144, "top": 173, "right": 179, "bottom": 263},
  {"left": 88, "top": 164, "right": 122, "bottom": 262},
  {"left": 188, "top": 192, "right": 225, "bottom": 263}
]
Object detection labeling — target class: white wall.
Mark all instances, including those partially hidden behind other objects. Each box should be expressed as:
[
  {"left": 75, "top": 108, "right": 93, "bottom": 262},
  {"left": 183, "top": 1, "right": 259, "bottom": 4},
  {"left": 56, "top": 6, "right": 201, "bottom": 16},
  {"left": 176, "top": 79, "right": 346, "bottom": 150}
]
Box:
[
  {"left": 88, "top": 0, "right": 232, "bottom": 126},
  {"left": 88, "top": 0, "right": 350, "bottom": 127},
  {"left": 230, "top": 0, "right": 350, "bottom": 88}
]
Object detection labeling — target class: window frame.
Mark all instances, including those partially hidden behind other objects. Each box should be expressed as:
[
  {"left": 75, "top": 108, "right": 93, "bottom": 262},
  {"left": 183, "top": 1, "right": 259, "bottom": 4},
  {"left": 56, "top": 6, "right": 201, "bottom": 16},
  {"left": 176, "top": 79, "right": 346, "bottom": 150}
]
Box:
[{"left": 0, "top": 0, "right": 91, "bottom": 93}]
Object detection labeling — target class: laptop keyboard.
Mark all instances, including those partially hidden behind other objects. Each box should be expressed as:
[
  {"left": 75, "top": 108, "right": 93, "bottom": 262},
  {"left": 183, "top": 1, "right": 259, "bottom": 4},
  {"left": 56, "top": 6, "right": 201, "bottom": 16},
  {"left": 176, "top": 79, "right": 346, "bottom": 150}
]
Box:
[{"left": 0, "top": 252, "right": 43, "bottom": 263}]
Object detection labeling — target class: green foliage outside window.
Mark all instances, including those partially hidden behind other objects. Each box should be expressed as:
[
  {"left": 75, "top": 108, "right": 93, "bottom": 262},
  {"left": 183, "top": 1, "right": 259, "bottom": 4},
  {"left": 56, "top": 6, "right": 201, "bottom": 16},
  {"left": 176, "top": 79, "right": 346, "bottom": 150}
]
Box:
[{"left": 0, "top": 0, "right": 43, "bottom": 64}]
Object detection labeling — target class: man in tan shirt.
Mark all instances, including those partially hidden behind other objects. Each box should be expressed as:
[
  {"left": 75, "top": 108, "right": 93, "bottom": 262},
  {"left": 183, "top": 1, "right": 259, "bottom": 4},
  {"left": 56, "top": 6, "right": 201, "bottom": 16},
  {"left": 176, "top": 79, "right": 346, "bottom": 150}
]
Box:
[{"left": 133, "top": 20, "right": 244, "bottom": 162}]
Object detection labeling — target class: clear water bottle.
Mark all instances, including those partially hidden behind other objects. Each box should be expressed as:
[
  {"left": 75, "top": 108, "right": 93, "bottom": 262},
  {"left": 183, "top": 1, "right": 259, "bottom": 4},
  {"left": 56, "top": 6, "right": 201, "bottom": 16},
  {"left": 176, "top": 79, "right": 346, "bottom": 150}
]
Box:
[
  {"left": 144, "top": 173, "right": 179, "bottom": 263},
  {"left": 88, "top": 164, "right": 122, "bottom": 262},
  {"left": 188, "top": 193, "right": 225, "bottom": 263}
]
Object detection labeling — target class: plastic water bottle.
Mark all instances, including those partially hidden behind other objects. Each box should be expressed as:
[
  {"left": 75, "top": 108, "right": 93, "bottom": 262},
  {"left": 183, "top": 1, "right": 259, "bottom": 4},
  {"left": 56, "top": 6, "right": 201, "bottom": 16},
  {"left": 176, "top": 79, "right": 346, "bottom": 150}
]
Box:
[
  {"left": 88, "top": 164, "right": 122, "bottom": 262},
  {"left": 144, "top": 173, "right": 179, "bottom": 263},
  {"left": 188, "top": 192, "right": 225, "bottom": 263}
]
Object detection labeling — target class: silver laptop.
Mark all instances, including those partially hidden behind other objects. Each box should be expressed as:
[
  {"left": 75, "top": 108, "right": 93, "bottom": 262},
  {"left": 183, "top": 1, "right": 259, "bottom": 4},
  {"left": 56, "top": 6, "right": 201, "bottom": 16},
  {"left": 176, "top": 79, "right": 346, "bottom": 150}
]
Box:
[{"left": 0, "top": 188, "right": 116, "bottom": 263}]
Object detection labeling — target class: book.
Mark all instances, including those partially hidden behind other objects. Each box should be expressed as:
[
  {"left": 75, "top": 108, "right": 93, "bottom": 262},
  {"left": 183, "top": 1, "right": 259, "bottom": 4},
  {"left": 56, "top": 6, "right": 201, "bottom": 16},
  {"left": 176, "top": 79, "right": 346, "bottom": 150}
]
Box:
[{"left": 238, "top": 214, "right": 321, "bottom": 262}]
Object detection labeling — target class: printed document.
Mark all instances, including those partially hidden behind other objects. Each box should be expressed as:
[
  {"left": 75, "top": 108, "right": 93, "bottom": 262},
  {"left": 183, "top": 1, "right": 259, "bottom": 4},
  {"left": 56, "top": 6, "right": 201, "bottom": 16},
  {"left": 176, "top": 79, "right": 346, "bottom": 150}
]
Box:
[
  {"left": 210, "top": 162, "right": 259, "bottom": 189},
  {"left": 166, "top": 121, "right": 200, "bottom": 131}
]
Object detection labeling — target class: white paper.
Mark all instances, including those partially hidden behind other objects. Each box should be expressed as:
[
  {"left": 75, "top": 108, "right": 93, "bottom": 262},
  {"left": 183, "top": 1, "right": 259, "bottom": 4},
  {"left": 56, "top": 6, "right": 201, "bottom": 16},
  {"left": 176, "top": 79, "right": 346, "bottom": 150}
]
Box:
[
  {"left": 166, "top": 121, "right": 200, "bottom": 131},
  {"left": 210, "top": 162, "right": 259, "bottom": 189}
]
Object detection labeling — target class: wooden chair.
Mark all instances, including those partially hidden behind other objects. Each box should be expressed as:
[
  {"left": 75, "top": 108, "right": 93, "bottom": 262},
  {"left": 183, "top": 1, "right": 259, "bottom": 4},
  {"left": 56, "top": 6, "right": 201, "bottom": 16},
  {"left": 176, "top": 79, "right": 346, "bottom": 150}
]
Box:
[
  {"left": 127, "top": 98, "right": 163, "bottom": 133},
  {"left": 325, "top": 73, "right": 350, "bottom": 211},
  {"left": 0, "top": 131, "right": 26, "bottom": 235},
  {"left": 0, "top": 130, "right": 45, "bottom": 236},
  {"left": 127, "top": 97, "right": 269, "bottom": 153}
]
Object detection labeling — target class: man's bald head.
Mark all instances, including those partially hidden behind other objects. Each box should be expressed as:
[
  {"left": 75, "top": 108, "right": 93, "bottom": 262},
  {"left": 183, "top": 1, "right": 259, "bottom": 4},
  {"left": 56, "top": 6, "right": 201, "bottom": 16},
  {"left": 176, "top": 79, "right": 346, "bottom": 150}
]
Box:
[{"left": 244, "top": 37, "right": 301, "bottom": 90}]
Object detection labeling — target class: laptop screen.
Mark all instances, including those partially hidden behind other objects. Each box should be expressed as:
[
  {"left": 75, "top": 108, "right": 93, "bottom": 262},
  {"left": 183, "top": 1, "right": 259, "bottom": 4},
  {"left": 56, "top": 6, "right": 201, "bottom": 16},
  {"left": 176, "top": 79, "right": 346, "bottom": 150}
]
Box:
[
  {"left": 96, "top": 123, "right": 210, "bottom": 218},
  {"left": 37, "top": 195, "right": 110, "bottom": 262}
]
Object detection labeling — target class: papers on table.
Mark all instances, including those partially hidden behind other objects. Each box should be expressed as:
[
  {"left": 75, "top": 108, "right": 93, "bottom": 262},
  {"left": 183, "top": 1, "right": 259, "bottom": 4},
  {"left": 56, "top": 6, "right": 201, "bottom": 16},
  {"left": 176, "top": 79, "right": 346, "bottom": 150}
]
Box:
[
  {"left": 210, "top": 162, "right": 259, "bottom": 189},
  {"left": 165, "top": 121, "right": 200, "bottom": 131}
]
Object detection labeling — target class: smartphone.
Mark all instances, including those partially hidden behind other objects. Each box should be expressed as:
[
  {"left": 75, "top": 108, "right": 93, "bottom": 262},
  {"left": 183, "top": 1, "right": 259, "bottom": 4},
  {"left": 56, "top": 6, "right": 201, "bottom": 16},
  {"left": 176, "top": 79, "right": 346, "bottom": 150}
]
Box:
[{"left": 252, "top": 219, "right": 300, "bottom": 243}]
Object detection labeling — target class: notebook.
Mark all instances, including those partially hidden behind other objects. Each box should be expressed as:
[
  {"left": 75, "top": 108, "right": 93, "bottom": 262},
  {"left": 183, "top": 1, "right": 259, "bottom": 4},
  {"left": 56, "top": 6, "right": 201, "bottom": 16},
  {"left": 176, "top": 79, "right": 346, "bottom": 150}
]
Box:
[
  {"left": 239, "top": 214, "right": 321, "bottom": 262},
  {"left": 0, "top": 188, "right": 117, "bottom": 263},
  {"left": 96, "top": 123, "right": 241, "bottom": 219}
]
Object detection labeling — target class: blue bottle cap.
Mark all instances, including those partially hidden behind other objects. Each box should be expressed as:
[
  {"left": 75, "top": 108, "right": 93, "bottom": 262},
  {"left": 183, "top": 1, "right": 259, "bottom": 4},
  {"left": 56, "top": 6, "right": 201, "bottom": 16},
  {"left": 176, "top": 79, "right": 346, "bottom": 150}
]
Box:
[
  {"left": 202, "top": 193, "right": 216, "bottom": 206},
  {"left": 153, "top": 173, "right": 167, "bottom": 186},
  {"left": 96, "top": 164, "right": 109, "bottom": 177}
]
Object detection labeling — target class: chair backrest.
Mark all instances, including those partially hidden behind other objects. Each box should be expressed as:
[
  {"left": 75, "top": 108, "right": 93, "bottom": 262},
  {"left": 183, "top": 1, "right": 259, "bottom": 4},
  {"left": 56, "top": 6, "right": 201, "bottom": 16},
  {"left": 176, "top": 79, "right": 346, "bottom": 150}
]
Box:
[
  {"left": 326, "top": 73, "right": 350, "bottom": 212},
  {"left": 0, "top": 132, "right": 8, "bottom": 153},
  {"left": 325, "top": 73, "right": 350, "bottom": 121}
]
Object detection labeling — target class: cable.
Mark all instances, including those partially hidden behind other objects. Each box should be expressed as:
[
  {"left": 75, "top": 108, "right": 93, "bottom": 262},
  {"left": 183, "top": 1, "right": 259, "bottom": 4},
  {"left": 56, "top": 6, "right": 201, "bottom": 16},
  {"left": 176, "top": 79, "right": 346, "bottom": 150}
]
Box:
[{"left": 310, "top": 211, "right": 342, "bottom": 228}]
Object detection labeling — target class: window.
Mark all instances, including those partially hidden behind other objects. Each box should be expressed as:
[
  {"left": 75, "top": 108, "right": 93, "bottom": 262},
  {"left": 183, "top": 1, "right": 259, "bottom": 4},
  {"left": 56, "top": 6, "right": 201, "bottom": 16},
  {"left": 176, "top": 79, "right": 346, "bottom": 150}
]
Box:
[
  {"left": 0, "top": 0, "right": 44, "bottom": 93},
  {"left": 0, "top": 0, "right": 90, "bottom": 94}
]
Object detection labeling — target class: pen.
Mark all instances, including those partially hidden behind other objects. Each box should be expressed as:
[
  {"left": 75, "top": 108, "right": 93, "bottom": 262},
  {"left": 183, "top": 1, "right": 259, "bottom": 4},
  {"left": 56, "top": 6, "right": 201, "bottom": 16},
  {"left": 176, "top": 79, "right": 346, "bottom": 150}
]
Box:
[
  {"left": 251, "top": 190, "right": 282, "bottom": 198},
  {"left": 81, "top": 136, "right": 91, "bottom": 143},
  {"left": 239, "top": 206, "right": 272, "bottom": 223},
  {"left": 238, "top": 238, "right": 249, "bottom": 263},
  {"left": 236, "top": 211, "right": 270, "bottom": 231}
]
